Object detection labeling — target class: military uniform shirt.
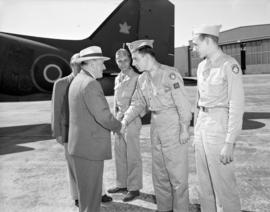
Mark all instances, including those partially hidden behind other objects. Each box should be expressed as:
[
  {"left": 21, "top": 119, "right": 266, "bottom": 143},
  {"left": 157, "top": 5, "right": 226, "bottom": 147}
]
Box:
[
  {"left": 114, "top": 69, "right": 139, "bottom": 114},
  {"left": 124, "top": 64, "right": 191, "bottom": 125},
  {"left": 197, "top": 51, "right": 245, "bottom": 143}
]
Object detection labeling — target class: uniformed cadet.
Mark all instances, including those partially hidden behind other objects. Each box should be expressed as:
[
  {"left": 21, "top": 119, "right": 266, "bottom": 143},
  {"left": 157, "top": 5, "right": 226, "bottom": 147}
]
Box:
[
  {"left": 121, "top": 39, "right": 192, "bottom": 212},
  {"left": 192, "top": 25, "right": 245, "bottom": 212},
  {"left": 108, "top": 48, "right": 143, "bottom": 202}
]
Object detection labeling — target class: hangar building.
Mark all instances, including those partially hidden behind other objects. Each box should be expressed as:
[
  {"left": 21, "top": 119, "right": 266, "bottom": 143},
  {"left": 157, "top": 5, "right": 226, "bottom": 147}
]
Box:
[{"left": 175, "top": 24, "right": 270, "bottom": 77}]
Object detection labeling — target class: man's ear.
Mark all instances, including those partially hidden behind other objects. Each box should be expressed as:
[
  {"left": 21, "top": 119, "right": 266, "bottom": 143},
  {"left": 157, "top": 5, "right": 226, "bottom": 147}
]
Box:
[
  {"left": 143, "top": 53, "right": 150, "bottom": 59},
  {"left": 205, "top": 36, "right": 210, "bottom": 45}
]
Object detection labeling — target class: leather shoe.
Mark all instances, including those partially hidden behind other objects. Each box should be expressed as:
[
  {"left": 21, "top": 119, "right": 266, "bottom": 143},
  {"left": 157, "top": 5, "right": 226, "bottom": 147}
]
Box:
[
  {"left": 74, "top": 199, "right": 79, "bottom": 207},
  {"left": 101, "top": 194, "right": 113, "bottom": 203},
  {"left": 123, "top": 190, "right": 140, "bottom": 202},
  {"left": 108, "top": 187, "right": 127, "bottom": 193}
]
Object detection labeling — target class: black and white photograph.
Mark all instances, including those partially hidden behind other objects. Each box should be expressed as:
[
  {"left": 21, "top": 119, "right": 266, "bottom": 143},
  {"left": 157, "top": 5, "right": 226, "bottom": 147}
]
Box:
[{"left": 0, "top": 0, "right": 269, "bottom": 211}]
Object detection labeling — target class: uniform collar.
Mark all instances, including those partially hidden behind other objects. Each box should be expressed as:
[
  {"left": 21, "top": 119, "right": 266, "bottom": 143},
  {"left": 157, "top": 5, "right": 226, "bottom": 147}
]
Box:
[
  {"left": 119, "top": 67, "right": 136, "bottom": 81},
  {"left": 206, "top": 50, "right": 224, "bottom": 67},
  {"left": 149, "top": 62, "right": 161, "bottom": 73},
  {"left": 121, "top": 67, "right": 134, "bottom": 77},
  {"left": 208, "top": 49, "right": 223, "bottom": 65}
]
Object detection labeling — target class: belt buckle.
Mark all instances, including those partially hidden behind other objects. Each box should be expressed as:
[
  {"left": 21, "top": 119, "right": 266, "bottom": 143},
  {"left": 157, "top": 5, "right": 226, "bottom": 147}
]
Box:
[{"left": 201, "top": 106, "right": 209, "bottom": 112}]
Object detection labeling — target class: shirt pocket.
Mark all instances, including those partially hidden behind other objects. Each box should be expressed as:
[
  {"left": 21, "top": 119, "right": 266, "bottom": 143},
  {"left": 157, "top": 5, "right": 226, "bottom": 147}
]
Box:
[
  {"left": 208, "top": 76, "right": 225, "bottom": 97},
  {"left": 155, "top": 87, "right": 172, "bottom": 106}
]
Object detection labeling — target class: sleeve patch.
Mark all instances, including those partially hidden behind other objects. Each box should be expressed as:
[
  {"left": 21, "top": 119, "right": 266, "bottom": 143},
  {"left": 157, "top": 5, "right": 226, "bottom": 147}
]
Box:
[
  {"left": 169, "top": 73, "right": 176, "bottom": 80},
  {"left": 173, "top": 82, "right": 180, "bottom": 89},
  {"left": 231, "top": 64, "right": 240, "bottom": 74}
]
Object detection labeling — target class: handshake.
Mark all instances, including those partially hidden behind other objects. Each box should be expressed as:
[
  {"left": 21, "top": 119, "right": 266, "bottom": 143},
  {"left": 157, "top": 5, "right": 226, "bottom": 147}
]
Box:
[
  {"left": 119, "top": 120, "right": 128, "bottom": 135},
  {"left": 115, "top": 111, "right": 127, "bottom": 135}
]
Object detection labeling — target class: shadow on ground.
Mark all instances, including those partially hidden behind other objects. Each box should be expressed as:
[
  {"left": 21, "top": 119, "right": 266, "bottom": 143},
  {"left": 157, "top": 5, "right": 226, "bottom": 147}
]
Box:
[
  {"left": 0, "top": 123, "right": 52, "bottom": 155},
  {"left": 242, "top": 112, "right": 270, "bottom": 130},
  {"left": 0, "top": 93, "right": 52, "bottom": 102},
  {"left": 101, "top": 200, "right": 255, "bottom": 212},
  {"left": 101, "top": 202, "right": 201, "bottom": 212},
  {"left": 102, "top": 192, "right": 255, "bottom": 212}
]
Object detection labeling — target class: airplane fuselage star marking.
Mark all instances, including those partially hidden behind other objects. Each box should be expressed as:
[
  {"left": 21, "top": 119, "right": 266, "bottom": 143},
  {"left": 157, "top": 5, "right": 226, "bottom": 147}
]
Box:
[{"left": 119, "top": 22, "right": 131, "bottom": 34}]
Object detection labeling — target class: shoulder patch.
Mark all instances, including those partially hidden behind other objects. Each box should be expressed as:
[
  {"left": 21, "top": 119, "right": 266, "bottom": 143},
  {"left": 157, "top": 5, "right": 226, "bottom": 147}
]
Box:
[
  {"left": 169, "top": 73, "right": 176, "bottom": 80},
  {"left": 231, "top": 64, "right": 240, "bottom": 74}
]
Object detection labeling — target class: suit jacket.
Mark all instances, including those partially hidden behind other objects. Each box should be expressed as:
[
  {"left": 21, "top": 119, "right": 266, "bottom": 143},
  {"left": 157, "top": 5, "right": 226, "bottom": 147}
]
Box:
[
  {"left": 51, "top": 74, "right": 74, "bottom": 143},
  {"left": 68, "top": 70, "right": 121, "bottom": 161}
]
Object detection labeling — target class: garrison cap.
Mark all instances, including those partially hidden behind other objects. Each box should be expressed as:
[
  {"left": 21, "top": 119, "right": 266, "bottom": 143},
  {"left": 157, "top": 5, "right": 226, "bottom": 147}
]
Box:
[
  {"left": 126, "top": 39, "right": 154, "bottom": 53},
  {"left": 192, "top": 25, "right": 222, "bottom": 37}
]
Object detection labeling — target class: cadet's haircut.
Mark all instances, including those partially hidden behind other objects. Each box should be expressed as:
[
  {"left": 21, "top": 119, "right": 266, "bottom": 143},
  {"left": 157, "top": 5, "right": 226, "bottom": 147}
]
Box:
[
  {"left": 137, "top": 46, "right": 155, "bottom": 58},
  {"left": 199, "top": 33, "right": 219, "bottom": 44}
]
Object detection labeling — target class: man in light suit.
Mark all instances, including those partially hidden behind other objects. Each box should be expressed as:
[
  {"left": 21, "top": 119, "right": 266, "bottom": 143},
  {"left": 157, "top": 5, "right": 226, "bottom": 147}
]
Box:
[
  {"left": 52, "top": 52, "right": 113, "bottom": 207},
  {"left": 51, "top": 53, "right": 80, "bottom": 207},
  {"left": 68, "top": 46, "right": 122, "bottom": 212}
]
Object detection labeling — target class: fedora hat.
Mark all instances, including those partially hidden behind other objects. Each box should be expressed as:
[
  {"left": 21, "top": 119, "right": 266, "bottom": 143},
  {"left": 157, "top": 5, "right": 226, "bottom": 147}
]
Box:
[{"left": 76, "top": 46, "right": 110, "bottom": 63}]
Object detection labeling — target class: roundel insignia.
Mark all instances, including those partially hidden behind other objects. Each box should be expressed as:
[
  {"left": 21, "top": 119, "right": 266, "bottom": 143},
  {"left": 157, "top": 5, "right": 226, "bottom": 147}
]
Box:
[
  {"left": 169, "top": 73, "right": 176, "bottom": 80},
  {"left": 231, "top": 64, "right": 239, "bottom": 74}
]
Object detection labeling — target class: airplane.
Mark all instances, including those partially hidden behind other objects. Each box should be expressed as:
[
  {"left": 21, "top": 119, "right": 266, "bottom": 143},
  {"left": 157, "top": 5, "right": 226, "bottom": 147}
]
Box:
[{"left": 0, "top": 0, "right": 174, "bottom": 96}]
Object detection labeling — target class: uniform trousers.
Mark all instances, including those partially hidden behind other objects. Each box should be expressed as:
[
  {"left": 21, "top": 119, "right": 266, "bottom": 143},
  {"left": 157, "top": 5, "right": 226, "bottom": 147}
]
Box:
[
  {"left": 71, "top": 155, "right": 104, "bottom": 212},
  {"left": 64, "top": 143, "right": 78, "bottom": 200},
  {"left": 151, "top": 108, "right": 189, "bottom": 212},
  {"left": 114, "top": 116, "right": 142, "bottom": 191},
  {"left": 194, "top": 109, "right": 241, "bottom": 212}
]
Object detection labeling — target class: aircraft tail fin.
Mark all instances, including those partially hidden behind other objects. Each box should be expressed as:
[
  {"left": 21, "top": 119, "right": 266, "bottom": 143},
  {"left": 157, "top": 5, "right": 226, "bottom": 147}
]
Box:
[{"left": 91, "top": 0, "right": 174, "bottom": 68}]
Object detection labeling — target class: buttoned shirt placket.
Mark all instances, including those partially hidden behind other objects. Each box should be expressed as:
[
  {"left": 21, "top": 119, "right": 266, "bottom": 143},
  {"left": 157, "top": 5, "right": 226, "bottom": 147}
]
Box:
[{"left": 146, "top": 72, "right": 156, "bottom": 111}]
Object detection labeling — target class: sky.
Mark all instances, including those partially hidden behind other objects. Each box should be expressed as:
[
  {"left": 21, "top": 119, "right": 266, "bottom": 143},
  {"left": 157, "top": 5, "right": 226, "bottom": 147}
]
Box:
[{"left": 0, "top": 0, "right": 269, "bottom": 47}]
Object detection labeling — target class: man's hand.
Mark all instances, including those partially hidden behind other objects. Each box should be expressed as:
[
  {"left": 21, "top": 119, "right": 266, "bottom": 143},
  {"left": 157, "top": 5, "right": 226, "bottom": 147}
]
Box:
[
  {"left": 220, "top": 143, "right": 235, "bottom": 165},
  {"left": 116, "top": 112, "right": 124, "bottom": 121},
  {"left": 179, "top": 124, "right": 189, "bottom": 144},
  {"left": 120, "top": 120, "right": 127, "bottom": 134},
  {"left": 56, "top": 136, "right": 64, "bottom": 145},
  {"left": 180, "top": 131, "right": 189, "bottom": 144}
]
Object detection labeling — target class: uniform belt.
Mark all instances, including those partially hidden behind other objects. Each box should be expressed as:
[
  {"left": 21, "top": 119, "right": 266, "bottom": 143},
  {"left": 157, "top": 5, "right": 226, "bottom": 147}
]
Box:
[
  {"left": 199, "top": 106, "right": 227, "bottom": 112},
  {"left": 152, "top": 110, "right": 162, "bottom": 114},
  {"left": 152, "top": 107, "right": 177, "bottom": 114}
]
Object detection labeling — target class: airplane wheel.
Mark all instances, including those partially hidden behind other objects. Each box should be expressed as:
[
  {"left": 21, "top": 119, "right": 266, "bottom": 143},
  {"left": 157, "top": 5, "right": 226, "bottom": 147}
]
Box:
[{"left": 31, "top": 55, "right": 71, "bottom": 92}]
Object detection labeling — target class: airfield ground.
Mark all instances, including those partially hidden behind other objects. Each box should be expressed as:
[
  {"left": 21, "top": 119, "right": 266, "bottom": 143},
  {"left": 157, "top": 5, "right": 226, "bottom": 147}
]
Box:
[{"left": 0, "top": 74, "right": 269, "bottom": 212}]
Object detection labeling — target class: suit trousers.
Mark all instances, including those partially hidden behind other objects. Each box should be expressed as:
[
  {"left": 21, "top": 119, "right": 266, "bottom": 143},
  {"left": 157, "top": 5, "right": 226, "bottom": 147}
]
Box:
[
  {"left": 71, "top": 155, "right": 104, "bottom": 212},
  {"left": 194, "top": 110, "right": 241, "bottom": 212},
  {"left": 114, "top": 116, "right": 142, "bottom": 191},
  {"left": 64, "top": 143, "right": 78, "bottom": 200}
]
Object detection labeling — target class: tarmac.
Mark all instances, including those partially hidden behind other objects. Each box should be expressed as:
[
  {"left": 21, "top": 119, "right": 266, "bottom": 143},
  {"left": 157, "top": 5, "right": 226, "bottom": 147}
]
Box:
[{"left": 0, "top": 74, "right": 269, "bottom": 212}]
